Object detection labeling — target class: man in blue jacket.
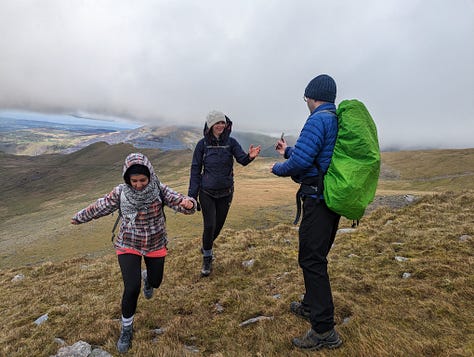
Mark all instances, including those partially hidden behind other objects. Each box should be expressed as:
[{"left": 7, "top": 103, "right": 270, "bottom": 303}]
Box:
[{"left": 271, "top": 74, "right": 342, "bottom": 350}]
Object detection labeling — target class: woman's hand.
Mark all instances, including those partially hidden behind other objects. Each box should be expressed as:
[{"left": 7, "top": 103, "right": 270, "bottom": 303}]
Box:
[
  {"left": 180, "top": 197, "right": 195, "bottom": 210},
  {"left": 248, "top": 144, "right": 261, "bottom": 159}
]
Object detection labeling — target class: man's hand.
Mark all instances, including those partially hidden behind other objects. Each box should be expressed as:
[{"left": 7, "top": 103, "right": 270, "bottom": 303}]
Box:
[{"left": 275, "top": 137, "right": 287, "bottom": 155}]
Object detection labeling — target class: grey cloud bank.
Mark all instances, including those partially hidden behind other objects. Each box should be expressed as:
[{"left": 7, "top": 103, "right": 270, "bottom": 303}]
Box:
[{"left": 0, "top": 0, "right": 473, "bottom": 151}]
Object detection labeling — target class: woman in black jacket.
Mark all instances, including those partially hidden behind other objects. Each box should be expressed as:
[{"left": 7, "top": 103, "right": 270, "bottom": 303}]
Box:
[{"left": 188, "top": 110, "right": 261, "bottom": 276}]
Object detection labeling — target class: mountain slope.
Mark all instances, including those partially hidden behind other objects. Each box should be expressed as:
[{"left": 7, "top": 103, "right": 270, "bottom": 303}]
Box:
[{"left": 1, "top": 190, "right": 472, "bottom": 356}]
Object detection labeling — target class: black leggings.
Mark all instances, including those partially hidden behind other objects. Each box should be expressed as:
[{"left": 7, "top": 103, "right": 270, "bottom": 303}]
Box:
[
  {"left": 117, "top": 254, "right": 165, "bottom": 318},
  {"left": 199, "top": 190, "right": 233, "bottom": 251}
]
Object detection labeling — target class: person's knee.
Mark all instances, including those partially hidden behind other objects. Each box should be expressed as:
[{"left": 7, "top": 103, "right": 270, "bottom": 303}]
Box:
[
  {"left": 124, "top": 282, "right": 141, "bottom": 298},
  {"left": 150, "top": 274, "right": 163, "bottom": 288}
]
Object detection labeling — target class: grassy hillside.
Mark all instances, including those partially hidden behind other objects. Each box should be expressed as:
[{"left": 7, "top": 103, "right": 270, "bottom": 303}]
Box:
[
  {"left": 1, "top": 191, "right": 473, "bottom": 356},
  {"left": 0, "top": 145, "right": 473, "bottom": 356},
  {"left": 1, "top": 146, "right": 473, "bottom": 268}
]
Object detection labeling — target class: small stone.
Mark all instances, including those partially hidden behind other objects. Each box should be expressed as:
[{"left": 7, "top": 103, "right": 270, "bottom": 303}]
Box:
[
  {"left": 34, "top": 313, "right": 48, "bottom": 325},
  {"left": 53, "top": 338, "right": 66, "bottom": 345},
  {"left": 395, "top": 256, "right": 409, "bottom": 262},
  {"left": 153, "top": 327, "right": 166, "bottom": 335},
  {"left": 215, "top": 303, "right": 224, "bottom": 313},
  {"left": 402, "top": 272, "right": 412, "bottom": 279},
  {"left": 184, "top": 345, "right": 199, "bottom": 353},
  {"left": 242, "top": 259, "right": 255, "bottom": 268},
  {"left": 239, "top": 316, "right": 274, "bottom": 327},
  {"left": 337, "top": 228, "right": 357, "bottom": 234},
  {"left": 11, "top": 274, "right": 25, "bottom": 282},
  {"left": 459, "top": 235, "right": 471, "bottom": 242},
  {"left": 404, "top": 194, "right": 415, "bottom": 202}
]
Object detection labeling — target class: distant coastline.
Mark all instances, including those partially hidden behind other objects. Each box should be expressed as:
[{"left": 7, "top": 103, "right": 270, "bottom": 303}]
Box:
[{"left": 0, "top": 110, "right": 143, "bottom": 131}]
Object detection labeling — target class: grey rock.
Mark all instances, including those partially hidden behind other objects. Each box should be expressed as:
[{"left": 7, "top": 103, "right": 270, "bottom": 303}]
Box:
[
  {"left": 90, "top": 348, "right": 113, "bottom": 357},
  {"left": 34, "top": 313, "right": 48, "bottom": 325},
  {"left": 242, "top": 259, "right": 255, "bottom": 268},
  {"left": 337, "top": 228, "right": 357, "bottom": 234},
  {"left": 184, "top": 345, "right": 199, "bottom": 353},
  {"left": 54, "top": 341, "right": 91, "bottom": 357},
  {"left": 239, "top": 315, "right": 274, "bottom": 327},
  {"left": 153, "top": 327, "right": 166, "bottom": 335},
  {"left": 11, "top": 274, "right": 25, "bottom": 282},
  {"left": 395, "top": 256, "right": 409, "bottom": 262},
  {"left": 53, "top": 338, "right": 66, "bottom": 346}
]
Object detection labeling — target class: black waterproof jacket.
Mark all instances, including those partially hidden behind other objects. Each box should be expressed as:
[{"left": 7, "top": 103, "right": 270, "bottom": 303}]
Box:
[{"left": 188, "top": 116, "right": 252, "bottom": 199}]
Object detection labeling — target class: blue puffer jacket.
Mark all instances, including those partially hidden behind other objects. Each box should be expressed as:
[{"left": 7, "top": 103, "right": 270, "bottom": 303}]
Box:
[
  {"left": 188, "top": 116, "right": 253, "bottom": 198},
  {"left": 272, "top": 103, "right": 338, "bottom": 184}
]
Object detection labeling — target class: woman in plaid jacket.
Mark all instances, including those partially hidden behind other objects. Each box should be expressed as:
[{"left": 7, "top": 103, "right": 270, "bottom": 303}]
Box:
[{"left": 71, "top": 152, "right": 196, "bottom": 353}]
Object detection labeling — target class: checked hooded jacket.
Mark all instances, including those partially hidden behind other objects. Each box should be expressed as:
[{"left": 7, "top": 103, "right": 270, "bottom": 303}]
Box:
[{"left": 72, "top": 153, "right": 196, "bottom": 254}]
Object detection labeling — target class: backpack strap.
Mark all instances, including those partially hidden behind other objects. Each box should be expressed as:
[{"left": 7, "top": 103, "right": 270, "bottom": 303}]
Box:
[
  {"left": 293, "top": 110, "right": 336, "bottom": 225},
  {"left": 111, "top": 213, "right": 121, "bottom": 242},
  {"left": 111, "top": 186, "right": 123, "bottom": 242}
]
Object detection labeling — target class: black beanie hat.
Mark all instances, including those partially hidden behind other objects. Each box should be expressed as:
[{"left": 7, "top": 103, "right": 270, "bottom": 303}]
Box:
[
  {"left": 124, "top": 164, "right": 150, "bottom": 185},
  {"left": 304, "top": 74, "right": 337, "bottom": 103}
]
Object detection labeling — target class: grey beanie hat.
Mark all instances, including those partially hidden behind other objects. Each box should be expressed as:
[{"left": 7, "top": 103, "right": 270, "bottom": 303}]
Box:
[
  {"left": 206, "top": 110, "right": 226, "bottom": 128},
  {"left": 304, "top": 74, "right": 337, "bottom": 103}
]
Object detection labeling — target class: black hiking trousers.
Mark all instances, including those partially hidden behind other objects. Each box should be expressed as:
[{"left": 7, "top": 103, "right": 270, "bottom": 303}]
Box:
[
  {"left": 118, "top": 254, "right": 165, "bottom": 318},
  {"left": 199, "top": 190, "right": 233, "bottom": 251},
  {"left": 299, "top": 197, "right": 340, "bottom": 334}
]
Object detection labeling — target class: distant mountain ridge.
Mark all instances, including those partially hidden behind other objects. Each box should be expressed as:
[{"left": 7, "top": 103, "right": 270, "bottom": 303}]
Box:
[{"left": 0, "top": 117, "right": 291, "bottom": 157}]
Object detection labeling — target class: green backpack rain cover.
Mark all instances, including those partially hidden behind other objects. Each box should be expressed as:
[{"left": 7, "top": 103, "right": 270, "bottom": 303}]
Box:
[{"left": 323, "top": 99, "right": 381, "bottom": 220}]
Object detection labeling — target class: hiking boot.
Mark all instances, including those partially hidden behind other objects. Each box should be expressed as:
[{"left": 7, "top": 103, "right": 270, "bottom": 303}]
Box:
[
  {"left": 292, "top": 328, "right": 342, "bottom": 350},
  {"left": 290, "top": 301, "right": 311, "bottom": 321},
  {"left": 142, "top": 270, "right": 154, "bottom": 299},
  {"left": 201, "top": 256, "right": 213, "bottom": 276},
  {"left": 116, "top": 324, "right": 133, "bottom": 353}
]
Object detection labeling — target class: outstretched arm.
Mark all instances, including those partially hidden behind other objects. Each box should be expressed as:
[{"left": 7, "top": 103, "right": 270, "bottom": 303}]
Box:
[{"left": 71, "top": 186, "right": 121, "bottom": 224}]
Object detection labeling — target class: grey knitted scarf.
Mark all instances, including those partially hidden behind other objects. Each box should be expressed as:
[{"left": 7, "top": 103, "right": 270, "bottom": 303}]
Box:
[{"left": 120, "top": 176, "right": 161, "bottom": 224}]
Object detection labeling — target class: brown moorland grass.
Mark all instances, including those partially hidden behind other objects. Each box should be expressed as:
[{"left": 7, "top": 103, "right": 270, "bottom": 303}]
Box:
[
  {"left": 0, "top": 145, "right": 473, "bottom": 356},
  {"left": 0, "top": 191, "right": 473, "bottom": 356}
]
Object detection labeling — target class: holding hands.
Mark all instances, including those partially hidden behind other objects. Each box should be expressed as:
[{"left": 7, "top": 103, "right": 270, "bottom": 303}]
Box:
[
  {"left": 248, "top": 144, "right": 261, "bottom": 159},
  {"left": 180, "top": 197, "right": 195, "bottom": 210}
]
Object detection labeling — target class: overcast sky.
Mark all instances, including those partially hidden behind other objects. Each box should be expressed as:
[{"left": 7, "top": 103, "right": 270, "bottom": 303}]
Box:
[{"left": 1, "top": 0, "right": 473, "bottom": 150}]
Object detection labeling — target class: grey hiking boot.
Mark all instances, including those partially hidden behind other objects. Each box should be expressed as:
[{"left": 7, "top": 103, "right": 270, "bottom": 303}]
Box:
[
  {"left": 142, "top": 270, "right": 154, "bottom": 299},
  {"left": 292, "top": 328, "right": 342, "bottom": 350},
  {"left": 116, "top": 324, "right": 133, "bottom": 353},
  {"left": 201, "top": 255, "right": 213, "bottom": 276},
  {"left": 290, "top": 301, "right": 311, "bottom": 321}
]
